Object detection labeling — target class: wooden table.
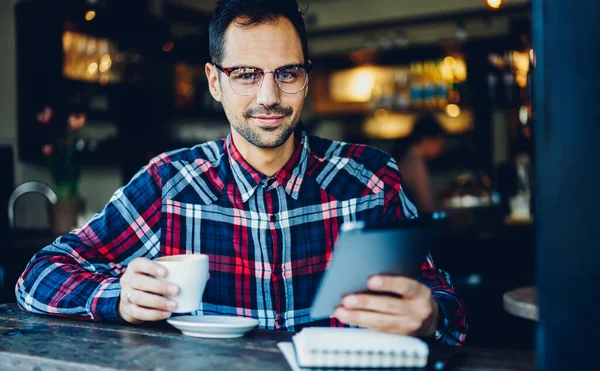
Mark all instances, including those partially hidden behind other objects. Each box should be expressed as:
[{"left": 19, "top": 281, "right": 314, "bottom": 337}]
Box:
[
  {"left": 0, "top": 303, "right": 534, "bottom": 370},
  {"left": 503, "top": 286, "right": 538, "bottom": 321}
]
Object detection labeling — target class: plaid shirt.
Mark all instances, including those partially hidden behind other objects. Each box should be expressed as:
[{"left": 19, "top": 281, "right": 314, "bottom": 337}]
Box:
[{"left": 16, "top": 128, "right": 467, "bottom": 345}]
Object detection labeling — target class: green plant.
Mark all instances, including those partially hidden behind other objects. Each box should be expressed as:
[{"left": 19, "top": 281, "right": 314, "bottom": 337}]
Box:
[{"left": 38, "top": 106, "right": 86, "bottom": 200}]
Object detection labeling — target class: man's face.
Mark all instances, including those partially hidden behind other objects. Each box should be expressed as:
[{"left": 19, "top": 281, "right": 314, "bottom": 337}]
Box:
[{"left": 205, "top": 16, "right": 307, "bottom": 150}]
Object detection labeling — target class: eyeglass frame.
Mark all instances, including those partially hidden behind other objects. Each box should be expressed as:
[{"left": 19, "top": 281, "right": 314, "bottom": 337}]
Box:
[{"left": 212, "top": 61, "right": 312, "bottom": 96}]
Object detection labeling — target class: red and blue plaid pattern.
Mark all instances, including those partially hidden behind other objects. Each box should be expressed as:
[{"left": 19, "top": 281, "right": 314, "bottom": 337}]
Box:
[{"left": 15, "top": 128, "right": 467, "bottom": 345}]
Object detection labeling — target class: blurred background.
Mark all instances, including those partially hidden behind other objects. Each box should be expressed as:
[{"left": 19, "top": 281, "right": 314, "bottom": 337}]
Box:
[{"left": 0, "top": 0, "right": 535, "bottom": 350}]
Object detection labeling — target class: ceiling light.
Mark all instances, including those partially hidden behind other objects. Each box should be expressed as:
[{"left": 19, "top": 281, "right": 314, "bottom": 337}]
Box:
[
  {"left": 486, "top": 0, "right": 503, "bottom": 10},
  {"left": 85, "top": 10, "right": 96, "bottom": 21}
]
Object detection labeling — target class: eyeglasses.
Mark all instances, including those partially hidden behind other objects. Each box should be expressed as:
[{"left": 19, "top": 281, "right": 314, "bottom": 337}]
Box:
[{"left": 213, "top": 61, "right": 312, "bottom": 96}]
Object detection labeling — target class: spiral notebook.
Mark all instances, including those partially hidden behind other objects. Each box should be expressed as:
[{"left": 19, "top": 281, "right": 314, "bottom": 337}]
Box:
[{"left": 277, "top": 328, "right": 429, "bottom": 369}]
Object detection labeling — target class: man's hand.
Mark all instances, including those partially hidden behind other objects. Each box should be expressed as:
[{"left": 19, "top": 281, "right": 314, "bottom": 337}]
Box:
[
  {"left": 118, "top": 257, "right": 180, "bottom": 324},
  {"left": 333, "top": 275, "right": 439, "bottom": 337}
]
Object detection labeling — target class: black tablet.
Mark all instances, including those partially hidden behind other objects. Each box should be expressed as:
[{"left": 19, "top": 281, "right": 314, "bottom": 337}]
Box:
[{"left": 310, "top": 219, "right": 434, "bottom": 319}]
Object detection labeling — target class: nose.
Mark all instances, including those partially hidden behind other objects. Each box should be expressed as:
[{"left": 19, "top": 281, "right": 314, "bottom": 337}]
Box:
[{"left": 255, "top": 72, "right": 281, "bottom": 108}]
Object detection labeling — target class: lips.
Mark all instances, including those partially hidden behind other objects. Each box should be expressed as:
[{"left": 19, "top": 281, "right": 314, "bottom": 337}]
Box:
[{"left": 251, "top": 116, "right": 287, "bottom": 126}]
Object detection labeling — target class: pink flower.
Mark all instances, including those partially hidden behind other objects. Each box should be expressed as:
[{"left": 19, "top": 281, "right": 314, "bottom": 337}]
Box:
[
  {"left": 36, "top": 106, "right": 53, "bottom": 125},
  {"left": 41, "top": 144, "right": 53, "bottom": 157},
  {"left": 68, "top": 113, "right": 86, "bottom": 132}
]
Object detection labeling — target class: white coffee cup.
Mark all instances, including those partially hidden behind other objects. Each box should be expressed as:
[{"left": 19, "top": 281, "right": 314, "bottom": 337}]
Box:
[{"left": 155, "top": 254, "right": 209, "bottom": 313}]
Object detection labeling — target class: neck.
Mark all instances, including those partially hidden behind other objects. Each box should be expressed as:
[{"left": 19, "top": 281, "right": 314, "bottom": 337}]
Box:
[{"left": 231, "top": 131, "right": 296, "bottom": 176}]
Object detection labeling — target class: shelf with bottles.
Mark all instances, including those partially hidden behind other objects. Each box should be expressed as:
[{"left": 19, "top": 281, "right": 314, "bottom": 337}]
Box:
[
  {"left": 317, "top": 56, "right": 473, "bottom": 140},
  {"left": 62, "top": 30, "right": 125, "bottom": 86},
  {"left": 312, "top": 55, "right": 469, "bottom": 119},
  {"left": 368, "top": 57, "right": 468, "bottom": 115},
  {"left": 486, "top": 49, "right": 533, "bottom": 110},
  {"left": 485, "top": 48, "right": 534, "bottom": 158}
]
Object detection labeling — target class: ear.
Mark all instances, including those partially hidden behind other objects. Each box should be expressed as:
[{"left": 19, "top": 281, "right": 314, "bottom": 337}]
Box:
[{"left": 205, "top": 63, "right": 222, "bottom": 102}]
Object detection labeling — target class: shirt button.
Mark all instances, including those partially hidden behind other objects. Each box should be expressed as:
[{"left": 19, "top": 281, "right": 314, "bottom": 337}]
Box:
[
  {"left": 270, "top": 214, "right": 277, "bottom": 222},
  {"left": 273, "top": 267, "right": 282, "bottom": 275},
  {"left": 277, "top": 317, "right": 285, "bottom": 327}
]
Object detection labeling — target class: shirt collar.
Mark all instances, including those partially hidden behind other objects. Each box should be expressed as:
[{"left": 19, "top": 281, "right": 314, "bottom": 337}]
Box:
[{"left": 226, "top": 126, "right": 309, "bottom": 202}]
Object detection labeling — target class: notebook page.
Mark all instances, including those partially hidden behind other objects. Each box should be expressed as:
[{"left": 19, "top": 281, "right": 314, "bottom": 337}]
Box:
[
  {"left": 294, "top": 328, "right": 429, "bottom": 354},
  {"left": 279, "top": 342, "right": 429, "bottom": 370},
  {"left": 291, "top": 328, "right": 429, "bottom": 368}
]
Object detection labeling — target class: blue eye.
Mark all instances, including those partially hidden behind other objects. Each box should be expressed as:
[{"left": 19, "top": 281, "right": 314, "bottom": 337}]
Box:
[
  {"left": 231, "top": 69, "right": 260, "bottom": 84},
  {"left": 277, "top": 68, "right": 300, "bottom": 83}
]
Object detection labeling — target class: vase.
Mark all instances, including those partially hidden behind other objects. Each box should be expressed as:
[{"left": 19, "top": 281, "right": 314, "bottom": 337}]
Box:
[{"left": 51, "top": 199, "right": 84, "bottom": 236}]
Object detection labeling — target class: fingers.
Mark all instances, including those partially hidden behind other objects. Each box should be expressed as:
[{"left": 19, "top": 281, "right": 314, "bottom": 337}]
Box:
[
  {"left": 119, "top": 287, "right": 173, "bottom": 324},
  {"left": 333, "top": 276, "right": 437, "bottom": 336},
  {"left": 333, "top": 308, "right": 422, "bottom": 335},
  {"left": 128, "top": 257, "right": 168, "bottom": 278},
  {"left": 341, "top": 294, "right": 411, "bottom": 316},
  {"left": 367, "top": 275, "right": 427, "bottom": 299},
  {"left": 130, "top": 273, "right": 179, "bottom": 297},
  {"left": 123, "top": 302, "right": 172, "bottom": 322},
  {"left": 119, "top": 257, "right": 180, "bottom": 324},
  {"left": 127, "top": 290, "right": 177, "bottom": 312},
  {"left": 341, "top": 292, "right": 433, "bottom": 321}
]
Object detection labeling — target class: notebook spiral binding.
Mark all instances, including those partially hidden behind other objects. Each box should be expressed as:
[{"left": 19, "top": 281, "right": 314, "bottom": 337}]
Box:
[{"left": 307, "top": 348, "right": 427, "bottom": 369}]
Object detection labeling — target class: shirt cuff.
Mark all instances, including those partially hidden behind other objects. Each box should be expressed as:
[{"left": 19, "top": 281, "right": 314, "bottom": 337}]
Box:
[
  {"left": 432, "top": 297, "right": 446, "bottom": 340},
  {"left": 431, "top": 293, "right": 467, "bottom": 346},
  {"left": 89, "top": 277, "right": 126, "bottom": 324}
]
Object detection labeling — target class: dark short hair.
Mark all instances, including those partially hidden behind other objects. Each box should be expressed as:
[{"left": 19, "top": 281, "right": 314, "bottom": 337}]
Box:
[
  {"left": 410, "top": 114, "right": 445, "bottom": 143},
  {"left": 209, "top": 0, "right": 309, "bottom": 65}
]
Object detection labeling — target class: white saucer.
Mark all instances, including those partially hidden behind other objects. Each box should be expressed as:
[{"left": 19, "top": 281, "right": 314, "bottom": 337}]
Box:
[{"left": 167, "top": 315, "right": 260, "bottom": 338}]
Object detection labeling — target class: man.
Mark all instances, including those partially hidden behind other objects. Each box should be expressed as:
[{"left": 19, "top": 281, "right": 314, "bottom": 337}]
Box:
[
  {"left": 398, "top": 115, "right": 446, "bottom": 214},
  {"left": 16, "top": 0, "right": 466, "bottom": 346}
]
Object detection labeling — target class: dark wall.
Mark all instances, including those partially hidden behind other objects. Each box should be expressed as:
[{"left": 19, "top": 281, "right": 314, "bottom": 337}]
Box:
[
  {"left": 0, "top": 146, "right": 15, "bottom": 301},
  {"left": 533, "top": 0, "right": 600, "bottom": 369}
]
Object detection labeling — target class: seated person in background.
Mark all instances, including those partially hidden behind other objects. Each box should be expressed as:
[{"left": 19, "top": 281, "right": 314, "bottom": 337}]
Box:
[
  {"left": 15, "top": 0, "right": 466, "bottom": 346},
  {"left": 398, "top": 115, "right": 446, "bottom": 214}
]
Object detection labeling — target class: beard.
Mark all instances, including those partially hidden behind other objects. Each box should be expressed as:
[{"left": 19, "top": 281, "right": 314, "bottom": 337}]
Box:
[{"left": 232, "top": 105, "right": 297, "bottom": 149}]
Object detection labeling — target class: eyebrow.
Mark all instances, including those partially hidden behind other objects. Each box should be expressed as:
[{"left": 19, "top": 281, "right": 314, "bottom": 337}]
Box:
[{"left": 228, "top": 62, "right": 304, "bottom": 70}]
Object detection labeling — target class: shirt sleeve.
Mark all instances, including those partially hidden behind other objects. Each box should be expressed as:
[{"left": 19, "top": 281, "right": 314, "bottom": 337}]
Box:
[
  {"left": 381, "top": 157, "right": 468, "bottom": 346},
  {"left": 15, "top": 161, "right": 163, "bottom": 323}
]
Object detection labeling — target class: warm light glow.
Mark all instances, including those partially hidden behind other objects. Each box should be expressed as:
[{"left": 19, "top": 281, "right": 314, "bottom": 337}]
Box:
[
  {"left": 363, "top": 112, "right": 413, "bottom": 139},
  {"left": 437, "top": 110, "right": 474, "bottom": 134},
  {"left": 62, "top": 32, "right": 72, "bottom": 52},
  {"left": 62, "top": 31, "right": 123, "bottom": 84},
  {"left": 353, "top": 73, "right": 374, "bottom": 101},
  {"left": 444, "top": 56, "right": 457, "bottom": 68},
  {"left": 446, "top": 104, "right": 461, "bottom": 118},
  {"left": 374, "top": 109, "right": 389, "bottom": 121},
  {"left": 86, "top": 39, "right": 97, "bottom": 55},
  {"left": 99, "top": 54, "right": 112, "bottom": 72},
  {"left": 163, "top": 41, "right": 175, "bottom": 52},
  {"left": 85, "top": 10, "right": 96, "bottom": 21},
  {"left": 486, "top": 0, "right": 502, "bottom": 9},
  {"left": 330, "top": 66, "right": 394, "bottom": 103},
  {"left": 439, "top": 63, "right": 453, "bottom": 83},
  {"left": 88, "top": 62, "right": 98, "bottom": 74},
  {"left": 512, "top": 50, "right": 530, "bottom": 88},
  {"left": 488, "top": 53, "right": 505, "bottom": 69},
  {"left": 453, "top": 59, "right": 467, "bottom": 82},
  {"left": 99, "top": 75, "right": 109, "bottom": 85}
]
